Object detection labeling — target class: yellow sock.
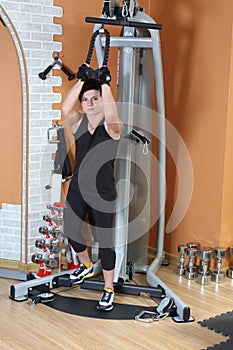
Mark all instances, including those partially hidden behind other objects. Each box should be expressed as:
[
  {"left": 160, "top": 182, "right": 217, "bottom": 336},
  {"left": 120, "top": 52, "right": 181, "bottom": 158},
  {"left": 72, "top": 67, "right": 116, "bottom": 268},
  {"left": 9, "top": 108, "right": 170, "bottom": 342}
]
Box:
[
  {"left": 104, "top": 287, "right": 114, "bottom": 293},
  {"left": 85, "top": 262, "right": 92, "bottom": 269}
]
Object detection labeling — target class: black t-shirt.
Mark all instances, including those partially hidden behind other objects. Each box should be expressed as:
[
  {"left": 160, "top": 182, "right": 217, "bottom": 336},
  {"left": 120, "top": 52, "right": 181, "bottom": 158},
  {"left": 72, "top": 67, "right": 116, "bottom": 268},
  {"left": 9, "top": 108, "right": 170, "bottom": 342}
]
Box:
[{"left": 73, "top": 115, "right": 119, "bottom": 200}]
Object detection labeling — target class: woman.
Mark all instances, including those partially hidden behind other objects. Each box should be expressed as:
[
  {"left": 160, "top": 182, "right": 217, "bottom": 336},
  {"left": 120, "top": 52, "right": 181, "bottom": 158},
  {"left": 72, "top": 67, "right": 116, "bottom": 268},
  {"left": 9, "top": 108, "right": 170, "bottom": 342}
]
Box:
[{"left": 62, "top": 64, "right": 122, "bottom": 311}]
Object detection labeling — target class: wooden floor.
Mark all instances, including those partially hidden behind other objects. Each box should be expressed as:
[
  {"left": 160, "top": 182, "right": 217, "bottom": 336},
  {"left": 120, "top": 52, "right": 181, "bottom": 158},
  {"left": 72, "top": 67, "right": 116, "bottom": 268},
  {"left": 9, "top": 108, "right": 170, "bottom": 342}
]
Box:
[{"left": 1, "top": 261, "right": 233, "bottom": 350}]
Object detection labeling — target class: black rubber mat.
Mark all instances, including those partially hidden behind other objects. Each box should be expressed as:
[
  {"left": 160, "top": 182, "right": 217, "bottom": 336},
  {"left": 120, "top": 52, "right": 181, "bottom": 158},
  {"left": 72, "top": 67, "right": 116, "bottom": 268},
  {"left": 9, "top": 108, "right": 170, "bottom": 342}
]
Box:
[
  {"left": 203, "top": 339, "right": 233, "bottom": 350},
  {"left": 198, "top": 311, "right": 233, "bottom": 350},
  {"left": 44, "top": 293, "right": 157, "bottom": 320}
]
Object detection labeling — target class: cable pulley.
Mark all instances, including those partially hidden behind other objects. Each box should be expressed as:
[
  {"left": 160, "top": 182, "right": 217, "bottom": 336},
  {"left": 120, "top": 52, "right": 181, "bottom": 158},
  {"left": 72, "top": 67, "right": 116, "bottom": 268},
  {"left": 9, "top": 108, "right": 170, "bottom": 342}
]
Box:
[{"left": 31, "top": 292, "right": 55, "bottom": 305}]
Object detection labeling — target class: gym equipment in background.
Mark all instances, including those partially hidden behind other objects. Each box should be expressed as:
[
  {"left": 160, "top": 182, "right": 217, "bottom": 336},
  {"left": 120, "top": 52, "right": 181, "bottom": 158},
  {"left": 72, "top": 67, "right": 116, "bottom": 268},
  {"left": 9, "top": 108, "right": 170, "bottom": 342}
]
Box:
[
  {"left": 176, "top": 243, "right": 231, "bottom": 286},
  {"left": 38, "top": 52, "right": 75, "bottom": 81},
  {"left": 211, "top": 247, "right": 227, "bottom": 283},
  {"left": 29, "top": 202, "right": 79, "bottom": 279},
  {"left": 197, "top": 247, "right": 212, "bottom": 285},
  {"left": 176, "top": 244, "right": 188, "bottom": 276},
  {"left": 184, "top": 242, "right": 200, "bottom": 280},
  {"left": 227, "top": 246, "right": 233, "bottom": 278}
]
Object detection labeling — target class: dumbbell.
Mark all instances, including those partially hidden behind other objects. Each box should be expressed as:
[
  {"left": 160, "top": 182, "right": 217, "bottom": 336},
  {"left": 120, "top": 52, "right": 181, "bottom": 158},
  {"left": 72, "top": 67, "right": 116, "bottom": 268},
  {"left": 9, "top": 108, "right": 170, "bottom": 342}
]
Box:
[
  {"left": 211, "top": 247, "right": 227, "bottom": 283},
  {"left": 184, "top": 242, "right": 200, "bottom": 279},
  {"left": 227, "top": 246, "right": 233, "bottom": 278},
  {"left": 176, "top": 244, "right": 188, "bottom": 275},
  {"left": 186, "top": 242, "right": 200, "bottom": 250},
  {"left": 35, "top": 239, "right": 60, "bottom": 254},
  {"left": 31, "top": 253, "right": 58, "bottom": 269},
  {"left": 197, "top": 247, "right": 212, "bottom": 285}
]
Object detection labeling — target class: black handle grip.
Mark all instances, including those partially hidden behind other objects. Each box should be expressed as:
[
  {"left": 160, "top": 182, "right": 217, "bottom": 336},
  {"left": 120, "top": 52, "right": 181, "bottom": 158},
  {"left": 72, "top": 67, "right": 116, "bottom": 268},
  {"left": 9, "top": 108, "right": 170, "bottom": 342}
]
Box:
[
  {"left": 60, "top": 65, "right": 75, "bottom": 80},
  {"left": 85, "top": 17, "right": 162, "bottom": 30},
  {"left": 131, "top": 129, "right": 150, "bottom": 144},
  {"left": 38, "top": 64, "right": 54, "bottom": 80}
]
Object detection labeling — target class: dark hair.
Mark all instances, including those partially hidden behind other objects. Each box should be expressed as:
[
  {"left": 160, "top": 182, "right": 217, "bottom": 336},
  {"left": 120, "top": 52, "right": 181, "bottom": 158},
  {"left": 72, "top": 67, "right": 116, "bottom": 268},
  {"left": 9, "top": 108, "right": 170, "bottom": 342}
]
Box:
[{"left": 78, "top": 78, "right": 102, "bottom": 102}]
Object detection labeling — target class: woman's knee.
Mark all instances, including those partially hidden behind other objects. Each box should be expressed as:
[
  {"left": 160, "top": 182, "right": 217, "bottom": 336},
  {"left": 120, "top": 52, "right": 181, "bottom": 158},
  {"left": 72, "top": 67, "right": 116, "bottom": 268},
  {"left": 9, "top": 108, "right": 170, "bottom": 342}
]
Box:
[
  {"left": 68, "top": 237, "right": 86, "bottom": 253},
  {"left": 100, "top": 247, "right": 116, "bottom": 270}
]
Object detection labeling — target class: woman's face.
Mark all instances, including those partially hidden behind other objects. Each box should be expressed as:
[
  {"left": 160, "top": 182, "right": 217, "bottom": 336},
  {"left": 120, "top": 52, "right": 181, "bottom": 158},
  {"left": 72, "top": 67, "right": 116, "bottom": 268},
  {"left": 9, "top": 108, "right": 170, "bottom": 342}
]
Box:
[{"left": 81, "top": 89, "right": 103, "bottom": 116}]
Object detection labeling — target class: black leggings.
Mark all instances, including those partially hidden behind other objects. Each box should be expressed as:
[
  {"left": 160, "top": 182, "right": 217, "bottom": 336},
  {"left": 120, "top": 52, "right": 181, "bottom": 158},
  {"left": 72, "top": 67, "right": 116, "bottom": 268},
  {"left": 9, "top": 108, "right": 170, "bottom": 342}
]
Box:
[{"left": 64, "top": 180, "right": 116, "bottom": 271}]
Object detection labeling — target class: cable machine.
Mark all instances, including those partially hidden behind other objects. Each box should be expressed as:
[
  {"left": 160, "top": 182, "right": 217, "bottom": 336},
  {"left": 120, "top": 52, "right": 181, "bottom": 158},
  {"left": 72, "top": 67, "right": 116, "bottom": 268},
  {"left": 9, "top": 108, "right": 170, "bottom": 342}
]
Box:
[
  {"left": 87, "top": 0, "right": 192, "bottom": 322},
  {"left": 9, "top": 0, "right": 193, "bottom": 323},
  {"left": 90, "top": 0, "right": 164, "bottom": 282}
]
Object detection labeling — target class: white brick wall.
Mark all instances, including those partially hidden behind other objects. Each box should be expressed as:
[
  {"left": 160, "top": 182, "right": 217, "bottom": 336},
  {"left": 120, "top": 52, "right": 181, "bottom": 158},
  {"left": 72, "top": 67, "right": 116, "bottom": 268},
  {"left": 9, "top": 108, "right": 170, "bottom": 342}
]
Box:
[
  {"left": 0, "top": 204, "right": 21, "bottom": 261},
  {"left": 0, "top": 0, "right": 63, "bottom": 263}
]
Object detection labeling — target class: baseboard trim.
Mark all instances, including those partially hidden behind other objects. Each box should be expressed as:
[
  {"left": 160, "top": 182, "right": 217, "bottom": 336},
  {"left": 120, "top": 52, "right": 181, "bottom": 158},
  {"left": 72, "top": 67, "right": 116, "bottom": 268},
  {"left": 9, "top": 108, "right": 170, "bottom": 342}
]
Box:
[
  {"left": 0, "top": 259, "right": 37, "bottom": 273},
  {"left": 148, "top": 247, "right": 179, "bottom": 264}
]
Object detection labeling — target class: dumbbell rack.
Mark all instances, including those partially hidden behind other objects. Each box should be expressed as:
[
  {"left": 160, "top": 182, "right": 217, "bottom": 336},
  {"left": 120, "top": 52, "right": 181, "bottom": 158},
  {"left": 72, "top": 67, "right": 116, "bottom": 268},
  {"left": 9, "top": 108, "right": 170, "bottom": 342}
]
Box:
[{"left": 29, "top": 202, "right": 79, "bottom": 279}]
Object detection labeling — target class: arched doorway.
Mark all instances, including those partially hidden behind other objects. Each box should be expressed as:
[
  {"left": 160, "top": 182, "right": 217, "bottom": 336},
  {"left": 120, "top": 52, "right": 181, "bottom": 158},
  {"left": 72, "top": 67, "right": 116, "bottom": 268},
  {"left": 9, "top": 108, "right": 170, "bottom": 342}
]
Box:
[
  {"left": 0, "top": 15, "right": 22, "bottom": 206},
  {"left": 0, "top": 8, "right": 25, "bottom": 266}
]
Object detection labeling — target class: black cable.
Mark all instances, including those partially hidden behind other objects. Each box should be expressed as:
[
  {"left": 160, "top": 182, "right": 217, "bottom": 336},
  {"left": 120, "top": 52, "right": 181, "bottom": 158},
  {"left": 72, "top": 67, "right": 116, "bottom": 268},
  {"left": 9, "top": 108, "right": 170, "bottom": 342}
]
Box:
[
  {"left": 131, "top": 278, "right": 160, "bottom": 306},
  {"left": 54, "top": 284, "right": 80, "bottom": 295},
  {"left": 86, "top": 30, "right": 100, "bottom": 64},
  {"left": 102, "top": 29, "right": 110, "bottom": 66},
  {"left": 85, "top": 27, "right": 111, "bottom": 67}
]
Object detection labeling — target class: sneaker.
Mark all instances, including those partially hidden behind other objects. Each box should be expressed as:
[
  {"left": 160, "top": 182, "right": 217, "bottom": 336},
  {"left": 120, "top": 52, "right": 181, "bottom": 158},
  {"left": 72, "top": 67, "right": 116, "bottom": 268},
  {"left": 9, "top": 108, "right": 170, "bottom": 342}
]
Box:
[
  {"left": 97, "top": 288, "right": 114, "bottom": 311},
  {"left": 69, "top": 263, "right": 94, "bottom": 284}
]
